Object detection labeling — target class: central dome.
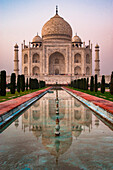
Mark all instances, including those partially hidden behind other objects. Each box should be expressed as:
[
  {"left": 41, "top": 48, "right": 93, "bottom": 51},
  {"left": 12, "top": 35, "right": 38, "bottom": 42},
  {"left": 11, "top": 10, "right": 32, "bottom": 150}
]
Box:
[{"left": 42, "top": 13, "right": 72, "bottom": 41}]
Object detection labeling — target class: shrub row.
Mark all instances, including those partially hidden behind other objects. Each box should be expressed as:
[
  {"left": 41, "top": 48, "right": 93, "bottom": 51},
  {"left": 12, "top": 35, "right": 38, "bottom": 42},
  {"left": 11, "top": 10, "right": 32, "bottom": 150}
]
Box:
[
  {"left": 70, "top": 73, "right": 113, "bottom": 94},
  {"left": 0, "top": 71, "right": 46, "bottom": 96}
]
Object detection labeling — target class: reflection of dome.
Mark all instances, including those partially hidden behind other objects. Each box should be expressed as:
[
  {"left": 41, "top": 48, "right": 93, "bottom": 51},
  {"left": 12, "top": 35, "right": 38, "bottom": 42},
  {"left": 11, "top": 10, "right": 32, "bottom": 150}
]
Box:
[
  {"left": 72, "top": 130, "right": 82, "bottom": 138},
  {"left": 32, "top": 34, "right": 42, "bottom": 43},
  {"left": 42, "top": 129, "right": 72, "bottom": 157},
  {"left": 72, "top": 34, "right": 81, "bottom": 43},
  {"left": 42, "top": 13, "right": 72, "bottom": 41}
]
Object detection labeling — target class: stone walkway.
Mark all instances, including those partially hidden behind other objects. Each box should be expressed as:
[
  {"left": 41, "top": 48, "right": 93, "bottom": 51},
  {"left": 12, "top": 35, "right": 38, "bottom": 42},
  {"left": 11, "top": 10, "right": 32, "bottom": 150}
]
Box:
[
  {"left": 0, "top": 87, "right": 51, "bottom": 116},
  {"left": 63, "top": 87, "right": 113, "bottom": 115}
]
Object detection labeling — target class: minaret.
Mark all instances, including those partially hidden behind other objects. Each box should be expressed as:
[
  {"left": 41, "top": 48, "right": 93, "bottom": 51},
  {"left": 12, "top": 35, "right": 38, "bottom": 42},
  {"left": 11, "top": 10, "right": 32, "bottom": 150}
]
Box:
[
  {"left": 14, "top": 43, "right": 19, "bottom": 77},
  {"left": 95, "top": 44, "right": 100, "bottom": 75}
]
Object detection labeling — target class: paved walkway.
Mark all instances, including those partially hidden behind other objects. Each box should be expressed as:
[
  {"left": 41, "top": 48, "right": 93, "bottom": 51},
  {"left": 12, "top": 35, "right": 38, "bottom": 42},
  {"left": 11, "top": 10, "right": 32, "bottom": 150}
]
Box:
[
  {"left": 63, "top": 87, "right": 113, "bottom": 115},
  {"left": 0, "top": 87, "right": 51, "bottom": 116}
]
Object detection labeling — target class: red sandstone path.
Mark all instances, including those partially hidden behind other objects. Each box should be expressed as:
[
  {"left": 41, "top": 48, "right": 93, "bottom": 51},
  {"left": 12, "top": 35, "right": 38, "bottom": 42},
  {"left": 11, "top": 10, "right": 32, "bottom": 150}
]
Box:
[
  {"left": 63, "top": 87, "right": 113, "bottom": 115},
  {"left": 0, "top": 87, "right": 51, "bottom": 116}
]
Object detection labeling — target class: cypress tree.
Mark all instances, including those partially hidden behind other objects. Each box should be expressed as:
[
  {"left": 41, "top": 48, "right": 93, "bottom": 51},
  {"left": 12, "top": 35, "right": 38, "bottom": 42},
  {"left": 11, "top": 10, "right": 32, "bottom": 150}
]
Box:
[
  {"left": 101, "top": 75, "right": 105, "bottom": 93},
  {"left": 29, "top": 78, "right": 31, "bottom": 90},
  {"left": 84, "top": 78, "right": 87, "bottom": 90},
  {"left": 20, "top": 75, "right": 25, "bottom": 92},
  {"left": 95, "top": 74, "right": 98, "bottom": 92},
  {"left": 0, "top": 70, "right": 6, "bottom": 96},
  {"left": 17, "top": 75, "right": 20, "bottom": 93},
  {"left": 90, "top": 76, "right": 94, "bottom": 91},
  {"left": 110, "top": 72, "right": 113, "bottom": 95},
  {"left": 10, "top": 73, "right": 16, "bottom": 94},
  {"left": 26, "top": 78, "right": 28, "bottom": 91},
  {"left": 86, "top": 77, "right": 89, "bottom": 90}
]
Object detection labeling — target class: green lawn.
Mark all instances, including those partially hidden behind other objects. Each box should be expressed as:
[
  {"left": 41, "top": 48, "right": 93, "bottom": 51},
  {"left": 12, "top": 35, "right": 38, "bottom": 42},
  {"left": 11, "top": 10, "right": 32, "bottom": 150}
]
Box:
[
  {"left": 0, "top": 87, "right": 47, "bottom": 103},
  {"left": 67, "top": 87, "right": 113, "bottom": 102}
]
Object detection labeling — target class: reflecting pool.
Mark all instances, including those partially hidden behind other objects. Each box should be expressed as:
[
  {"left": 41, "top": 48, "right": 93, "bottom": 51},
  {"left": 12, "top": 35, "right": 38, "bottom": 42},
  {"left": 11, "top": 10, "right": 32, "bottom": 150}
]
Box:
[{"left": 0, "top": 90, "right": 113, "bottom": 170}]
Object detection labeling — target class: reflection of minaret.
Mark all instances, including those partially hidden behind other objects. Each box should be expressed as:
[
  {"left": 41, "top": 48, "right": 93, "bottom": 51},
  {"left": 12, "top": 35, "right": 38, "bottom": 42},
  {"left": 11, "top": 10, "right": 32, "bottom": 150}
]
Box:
[
  {"left": 15, "top": 118, "right": 19, "bottom": 128},
  {"left": 95, "top": 117, "right": 99, "bottom": 128},
  {"left": 55, "top": 139, "right": 60, "bottom": 165},
  {"left": 55, "top": 90, "right": 60, "bottom": 136}
]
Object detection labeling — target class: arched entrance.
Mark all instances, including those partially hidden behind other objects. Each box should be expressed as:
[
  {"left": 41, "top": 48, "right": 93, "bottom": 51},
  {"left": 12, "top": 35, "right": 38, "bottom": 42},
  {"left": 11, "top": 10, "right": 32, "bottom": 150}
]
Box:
[
  {"left": 55, "top": 69, "right": 59, "bottom": 75},
  {"left": 49, "top": 52, "right": 65, "bottom": 75}
]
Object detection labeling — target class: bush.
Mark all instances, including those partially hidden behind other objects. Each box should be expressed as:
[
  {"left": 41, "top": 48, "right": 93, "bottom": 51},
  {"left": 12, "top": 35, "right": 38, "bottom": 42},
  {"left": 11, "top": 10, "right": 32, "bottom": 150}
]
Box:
[
  {"left": 0, "top": 70, "right": 6, "bottom": 96},
  {"left": 101, "top": 75, "right": 105, "bottom": 93},
  {"left": 10, "top": 73, "right": 16, "bottom": 94},
  {"left": 95, "top": 74, "right": 98, "bottom": 92},
  {"left": 110, "top": 71, "right": 113, "bottom": 95},
  {"left": 90, "top": 76, "right": 94, "bottom": 91},
  {"left": 39, "top": 81, "right": 45, "bottom": 88},
  {"left": 17, "top": 75, "right": 20, "bottom": 93}
]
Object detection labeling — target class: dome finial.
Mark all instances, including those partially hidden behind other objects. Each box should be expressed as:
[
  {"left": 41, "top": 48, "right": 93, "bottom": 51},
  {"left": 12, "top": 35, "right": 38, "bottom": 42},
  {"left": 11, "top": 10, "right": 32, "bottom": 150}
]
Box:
[{"left": 56, "top": 5, "right": 58, "bottom": 15}]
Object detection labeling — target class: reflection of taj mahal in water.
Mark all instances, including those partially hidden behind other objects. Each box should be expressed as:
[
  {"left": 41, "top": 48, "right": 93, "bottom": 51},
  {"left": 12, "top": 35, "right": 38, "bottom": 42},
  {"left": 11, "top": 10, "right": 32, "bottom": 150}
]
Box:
[{"left": 14, "top": 91, "right": 100, "bottom": 158}]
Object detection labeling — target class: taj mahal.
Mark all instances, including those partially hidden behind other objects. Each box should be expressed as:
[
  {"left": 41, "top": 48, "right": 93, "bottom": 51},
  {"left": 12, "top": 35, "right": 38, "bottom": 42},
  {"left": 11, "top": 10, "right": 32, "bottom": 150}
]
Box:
[{"left": 13, "top": 6, "right": 104, "bottom": 84}]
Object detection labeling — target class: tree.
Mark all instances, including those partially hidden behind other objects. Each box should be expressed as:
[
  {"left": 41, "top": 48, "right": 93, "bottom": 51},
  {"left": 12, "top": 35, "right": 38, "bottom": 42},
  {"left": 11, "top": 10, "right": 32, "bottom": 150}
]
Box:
[
  {"left": 110, "top": 72, "right": 113, "bottom": 95},
  {"left": 20, "top": 75, "right": 25, "bottom": 92},
  {"left": 86, "top": 77, "right": 89, "bottom": 90},
  {"left": 95, "top": 74, "right": 98, "bottom": 92},
  {"left": 90, "top": 76, "right": 94, "bottom": 91},
  {"left": 0, "top": 70, "right": 6, "bottom": 96},
  {"left": 17, "top": 75, "right": 20, "bottom": 93},
  {"left": 26, "top": 78, "right": 28, "bottom": 91},
  {"left": 29, "top": 78, "right": 31, "bottom": 90},
  {"left": 101, "top": 75, "right": 105, "bottom": 93},
  {"left": 10, "top": 73, "right": 16, "bottom": 94}
]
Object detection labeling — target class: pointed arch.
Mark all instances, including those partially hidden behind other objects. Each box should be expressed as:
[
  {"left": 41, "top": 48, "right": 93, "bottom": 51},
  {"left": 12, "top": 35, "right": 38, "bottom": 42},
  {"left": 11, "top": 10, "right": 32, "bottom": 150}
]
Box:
[{"left": 74, "top": 53, "right": 81, "bottom": 63}]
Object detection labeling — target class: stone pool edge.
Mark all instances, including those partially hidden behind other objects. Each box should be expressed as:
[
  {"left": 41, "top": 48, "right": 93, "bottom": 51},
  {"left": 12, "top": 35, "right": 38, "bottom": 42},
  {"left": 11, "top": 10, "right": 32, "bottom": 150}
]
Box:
[
  {"left": 62, "top": 87, "right": 113, "bottom": 127},
  {"left": 0, "top": 87, "right": 52, "bottom": 129}
]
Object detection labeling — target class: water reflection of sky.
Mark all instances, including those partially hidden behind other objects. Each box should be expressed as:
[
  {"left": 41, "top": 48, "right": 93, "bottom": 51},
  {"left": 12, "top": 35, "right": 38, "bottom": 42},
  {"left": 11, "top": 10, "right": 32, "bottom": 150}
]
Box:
[{"left": 0, "top": 90, "right": 113, "bottom": 169}]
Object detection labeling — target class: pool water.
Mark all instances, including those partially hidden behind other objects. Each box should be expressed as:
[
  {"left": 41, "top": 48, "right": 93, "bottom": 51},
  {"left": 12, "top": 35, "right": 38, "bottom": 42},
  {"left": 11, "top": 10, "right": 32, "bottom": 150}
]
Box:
[{"left": 0, "top": 90, "right": 113, "bottom": 170}]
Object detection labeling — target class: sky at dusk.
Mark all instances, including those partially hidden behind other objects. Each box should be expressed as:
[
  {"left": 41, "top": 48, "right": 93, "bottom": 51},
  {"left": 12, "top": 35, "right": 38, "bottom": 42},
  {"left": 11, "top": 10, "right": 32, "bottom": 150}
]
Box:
[{"left": 0, "top": 0, "right": 113, "bottom": 75}]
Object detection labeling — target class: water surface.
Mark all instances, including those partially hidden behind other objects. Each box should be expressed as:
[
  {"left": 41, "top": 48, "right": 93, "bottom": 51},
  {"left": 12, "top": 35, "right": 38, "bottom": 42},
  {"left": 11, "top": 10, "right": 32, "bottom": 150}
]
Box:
[{"left": 0, "top": 90, "right": 113, "bottom": 170}]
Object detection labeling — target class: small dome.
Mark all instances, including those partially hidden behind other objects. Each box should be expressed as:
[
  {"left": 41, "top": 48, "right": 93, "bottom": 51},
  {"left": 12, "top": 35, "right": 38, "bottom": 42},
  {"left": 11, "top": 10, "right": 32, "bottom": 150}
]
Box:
[
  {"left": 95, "top": 44, "right": 99, "bottom": 48},
  {"left": 32, "top": 34, "right": 42, "bottom": 43},
  {"left": 14, "top": 43, "right": 18, "bottom": 48},
  {"left": 42, "top": 14, "right": 72, "bottom": 41},
  {"left": 72, "top": 34, "right": 81, "bottom": 43}
]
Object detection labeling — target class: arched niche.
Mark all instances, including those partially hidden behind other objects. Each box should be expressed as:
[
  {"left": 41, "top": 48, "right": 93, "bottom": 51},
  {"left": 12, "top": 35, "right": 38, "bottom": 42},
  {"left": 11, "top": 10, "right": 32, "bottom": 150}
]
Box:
[
  {"left": 33, "top": 53, "right": 40, "bottom": 63},
  {"left": 24, "top": 67, "right": 28, "bottom": 75},
  {"left": 74, "top": 53, "right": 81, "bottom": 63},
  {"left": 74, "top": 66, "right": 81, "bottom": 75},
  {"left": 74, "top": 110, "right": 81, "bottom": 120},
  {"left": 33, "top": 66, "right": 40, "bottom": 75},
  {"left": 49, "top": 52, "right": 65, "bottom": 75},
  {"left": 86, "top": 67, "right": 90, "bottom": 75},
  {"left": 24, "top": 54, "right": 28, "bottom": 64}
]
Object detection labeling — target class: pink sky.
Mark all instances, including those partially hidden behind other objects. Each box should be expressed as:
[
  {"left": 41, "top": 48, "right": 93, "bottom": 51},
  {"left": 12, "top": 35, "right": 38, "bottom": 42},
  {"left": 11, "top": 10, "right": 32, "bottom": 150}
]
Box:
[{"left": 0, "top": 0, "right": 113, "bottom": 75}]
